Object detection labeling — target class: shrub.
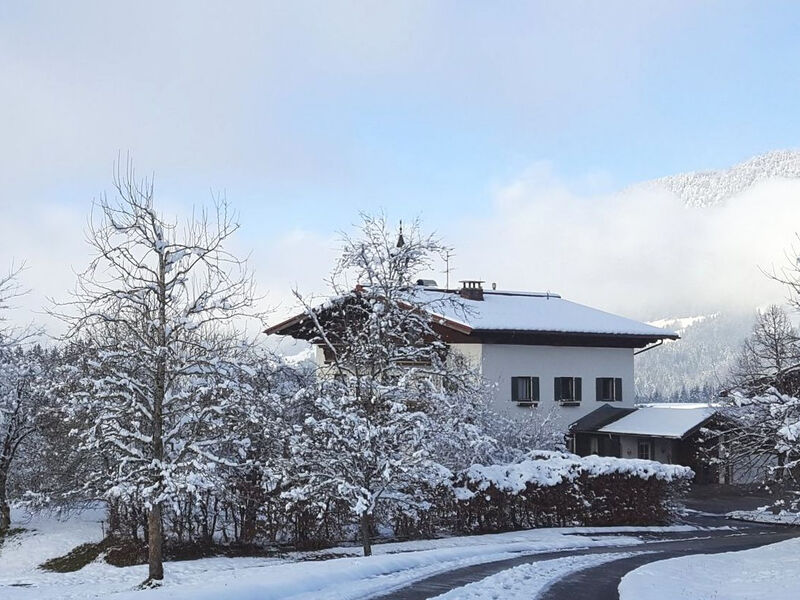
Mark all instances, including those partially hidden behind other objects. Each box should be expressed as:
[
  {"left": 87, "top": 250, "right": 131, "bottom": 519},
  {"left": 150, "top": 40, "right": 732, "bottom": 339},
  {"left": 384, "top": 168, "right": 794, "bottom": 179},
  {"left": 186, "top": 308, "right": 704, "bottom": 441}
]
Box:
[{"left": 449, "top": 451, "right": 693, "bottom": 533}]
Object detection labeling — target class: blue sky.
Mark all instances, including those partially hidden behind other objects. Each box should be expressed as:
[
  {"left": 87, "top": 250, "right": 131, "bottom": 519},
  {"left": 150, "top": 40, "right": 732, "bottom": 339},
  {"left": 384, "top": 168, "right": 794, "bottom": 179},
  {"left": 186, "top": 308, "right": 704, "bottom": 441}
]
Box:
[{"left": 3, "top": 1, "right": 800, "bottom": 328}]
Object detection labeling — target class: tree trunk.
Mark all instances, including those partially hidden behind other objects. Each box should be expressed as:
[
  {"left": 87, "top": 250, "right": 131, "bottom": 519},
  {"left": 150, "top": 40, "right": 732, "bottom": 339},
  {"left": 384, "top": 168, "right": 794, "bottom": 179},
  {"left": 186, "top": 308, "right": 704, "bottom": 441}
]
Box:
[
  {"left": 107, "top": 500, "right": 120, "bottom": 537},
  {"left": 0, "top": 472, "right": 10, "bottom": 534},
  {"left": 147, "top": 504, "right": 164, "bottom": 581},
  {"left": 360, "top": 513, "right": 372, "bottom": 557},
  {"left": 145, "top": 251, "right": 168, "bottom": 583}
]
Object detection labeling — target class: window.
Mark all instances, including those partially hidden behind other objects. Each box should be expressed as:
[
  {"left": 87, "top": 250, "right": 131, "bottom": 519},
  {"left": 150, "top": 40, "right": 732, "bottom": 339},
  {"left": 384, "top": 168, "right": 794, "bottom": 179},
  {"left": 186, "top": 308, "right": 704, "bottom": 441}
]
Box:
[
  {"left": 511, "top": 376, "right": 539, "bottom": 404},
  {"left": 554, "top": 377, "right": 582, "bottom": 403},
  {"left": 637, "top": 439, "right": 653, "bottom": 460},
  {"left": 596, "top": 377, "right": 623, "bottom": 402},
  {"left": 589, "top": 436, "right": 599, "bottom": 455}
]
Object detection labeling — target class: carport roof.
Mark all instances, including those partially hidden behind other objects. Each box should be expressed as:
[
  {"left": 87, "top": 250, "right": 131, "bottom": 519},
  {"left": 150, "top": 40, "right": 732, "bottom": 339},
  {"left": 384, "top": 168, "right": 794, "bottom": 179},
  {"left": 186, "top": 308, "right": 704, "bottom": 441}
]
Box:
[{"left": 598, "top": 405, "right": 716, "bottom": 439}]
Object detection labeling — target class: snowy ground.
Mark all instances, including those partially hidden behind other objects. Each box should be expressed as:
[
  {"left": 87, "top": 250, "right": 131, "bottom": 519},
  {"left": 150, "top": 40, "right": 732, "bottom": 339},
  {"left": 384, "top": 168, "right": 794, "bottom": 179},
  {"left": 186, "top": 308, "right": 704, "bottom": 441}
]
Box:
[
  {"left": 0, "top": 506, "right": 106, "bottom": 576},
  {"left": 0, "top": 507, "right": 702, "bottom": 600},
  {"left": 727, "top": 509, "right": 800, "bottom": 525},
  {"left": 429, "top": 552, "right": 641, "bottom": 600},
  {"left": 618, "top": 536, "right": 800, "bottom": 600}
]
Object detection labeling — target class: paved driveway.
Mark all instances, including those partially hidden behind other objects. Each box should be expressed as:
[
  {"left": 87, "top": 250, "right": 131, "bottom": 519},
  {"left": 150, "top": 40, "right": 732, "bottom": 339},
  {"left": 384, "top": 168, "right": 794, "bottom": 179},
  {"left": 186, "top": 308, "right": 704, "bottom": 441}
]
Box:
[
  {"left": 539, "top": 526, "right": 797, "bottom": 600},
  {"left": 374, "top": 495, "right": 798, "bottom": 600}
]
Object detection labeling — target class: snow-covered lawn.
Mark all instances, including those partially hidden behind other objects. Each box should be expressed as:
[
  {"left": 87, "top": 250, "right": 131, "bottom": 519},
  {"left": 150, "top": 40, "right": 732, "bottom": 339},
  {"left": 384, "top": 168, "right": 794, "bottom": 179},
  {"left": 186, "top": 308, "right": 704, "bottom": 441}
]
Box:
[
  {"left": 0, "top": 507, "right": 701, "bottom": 600},
  {"left": 0, "top": 506, "right": 106, "bottom": 577},
  {"left": 429, "top": 552, "right": 640, "bottom": 600},
  {"left": 618, "top": 537, "right": 800, "bottom": 600}
]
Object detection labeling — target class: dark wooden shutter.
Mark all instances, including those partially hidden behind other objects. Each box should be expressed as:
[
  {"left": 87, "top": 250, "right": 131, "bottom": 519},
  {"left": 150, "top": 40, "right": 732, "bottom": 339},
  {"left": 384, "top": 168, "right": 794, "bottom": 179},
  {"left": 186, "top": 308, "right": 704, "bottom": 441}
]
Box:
[
  {"left": 554, "top": 377, "right": 561, "bottom": 401},
  {"left": 511, "top": 377, "right": 519, "bottom": 402},
  {"left": 615, "top": 378, "right": 623, "bottom": 401},
  {"left": 533, "top": 377, "right": 540, "bottom": 402},
  {"left": 575, "top": 377, "right": 582, "bottom": 401},
  {"left": 596, "top": 378, "right": 603, "bottom": 402}
]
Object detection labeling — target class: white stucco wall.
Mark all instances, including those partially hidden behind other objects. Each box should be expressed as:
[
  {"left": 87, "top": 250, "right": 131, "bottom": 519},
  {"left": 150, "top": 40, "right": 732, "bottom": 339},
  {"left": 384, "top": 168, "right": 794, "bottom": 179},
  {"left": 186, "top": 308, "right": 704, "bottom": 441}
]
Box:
[
  {"left": 456, "top": 343, "right": 636, "bottom": 431},
  {"left": 314, "top": 341, "right": 636, "bottom": 434}
]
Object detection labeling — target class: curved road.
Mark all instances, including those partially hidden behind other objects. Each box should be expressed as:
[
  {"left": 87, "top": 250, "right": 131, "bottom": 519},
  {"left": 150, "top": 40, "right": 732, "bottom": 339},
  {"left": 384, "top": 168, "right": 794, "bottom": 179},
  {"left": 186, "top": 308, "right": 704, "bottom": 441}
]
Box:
[
  {"left": 374, "top": 518, "right": 799, "bottom": 600},
  {"left": 539, "top": 526, "right": 797, "bottom": 600}
]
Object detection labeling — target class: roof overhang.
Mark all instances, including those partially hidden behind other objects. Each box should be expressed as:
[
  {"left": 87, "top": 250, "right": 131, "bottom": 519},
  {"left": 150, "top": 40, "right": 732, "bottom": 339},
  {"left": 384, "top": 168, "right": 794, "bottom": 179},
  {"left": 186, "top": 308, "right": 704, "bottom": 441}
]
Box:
[
  {"left": 264, "top": 294, "right": 680, "bottom": 348},
  {"left": 264, "top": 303, "right": 474, "bottom": 339}
]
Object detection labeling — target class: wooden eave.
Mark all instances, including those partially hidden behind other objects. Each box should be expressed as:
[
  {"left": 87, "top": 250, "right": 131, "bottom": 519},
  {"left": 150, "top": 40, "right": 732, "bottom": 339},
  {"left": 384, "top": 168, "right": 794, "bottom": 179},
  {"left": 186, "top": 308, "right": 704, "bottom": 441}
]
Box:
[
  {"left": 438, "top": 328, "right": 677, "bottom": 349},
  {"left": 264, "top": 304, "right": 474, "bottom": 339}
]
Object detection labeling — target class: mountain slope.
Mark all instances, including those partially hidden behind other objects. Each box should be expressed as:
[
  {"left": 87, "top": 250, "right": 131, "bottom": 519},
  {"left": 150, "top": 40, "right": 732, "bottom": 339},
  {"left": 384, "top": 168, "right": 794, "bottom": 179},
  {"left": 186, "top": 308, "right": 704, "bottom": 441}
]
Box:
[
  {"left": 640, "top": 149, "right": 800, "bottom": 207},
  {"left": 635, "top": 311, "right": 754, "bottom": 401}
]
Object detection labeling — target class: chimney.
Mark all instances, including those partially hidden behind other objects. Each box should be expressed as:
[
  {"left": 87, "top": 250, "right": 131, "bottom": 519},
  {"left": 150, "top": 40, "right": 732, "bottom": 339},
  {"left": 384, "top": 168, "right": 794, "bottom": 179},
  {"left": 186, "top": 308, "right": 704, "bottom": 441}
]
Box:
[{"left": 459, "top": 280, "right": 484, "bottom": 301}]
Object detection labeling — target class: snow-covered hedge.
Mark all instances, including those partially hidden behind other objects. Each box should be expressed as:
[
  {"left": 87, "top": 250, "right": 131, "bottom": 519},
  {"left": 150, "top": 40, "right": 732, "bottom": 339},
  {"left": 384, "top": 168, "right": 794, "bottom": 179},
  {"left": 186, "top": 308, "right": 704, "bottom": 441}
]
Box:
[{"left": 448, "top": 451, "right": 693, "bottom": 533}]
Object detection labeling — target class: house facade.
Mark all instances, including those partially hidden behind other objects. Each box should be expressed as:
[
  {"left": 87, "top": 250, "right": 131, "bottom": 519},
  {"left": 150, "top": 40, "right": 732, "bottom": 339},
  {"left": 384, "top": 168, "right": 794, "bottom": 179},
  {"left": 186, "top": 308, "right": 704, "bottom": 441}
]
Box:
[
  {"left": 453, "top": 342, "right": 636, "bottom": 430},
  {"left": 265, "top": 280, "right": 678, "bottom": 432}
]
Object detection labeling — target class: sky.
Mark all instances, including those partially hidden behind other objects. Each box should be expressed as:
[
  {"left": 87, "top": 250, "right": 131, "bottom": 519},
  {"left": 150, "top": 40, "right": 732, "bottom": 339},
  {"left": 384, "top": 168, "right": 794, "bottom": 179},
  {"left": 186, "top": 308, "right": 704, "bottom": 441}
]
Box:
[{"left": 3, "top": 1, "right": 800, "bottom": 335}]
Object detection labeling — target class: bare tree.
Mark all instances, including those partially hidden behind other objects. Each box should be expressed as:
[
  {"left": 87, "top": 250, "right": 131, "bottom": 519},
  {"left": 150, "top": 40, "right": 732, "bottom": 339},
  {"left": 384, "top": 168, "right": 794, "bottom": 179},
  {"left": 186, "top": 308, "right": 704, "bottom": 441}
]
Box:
[
  {"left": 53, "top": 161, "right": 260, "bottom": 584},
  {"left": 0, "top": 265, "right": 45, "bottom": 534},
  {"left": 286, "top": 215, "right": 492, "bottom": 556},
  {"left": 729, "top": 305, "right": 800, "bottom": 396},
  {"left": 0, "top": 263, "right": 39, "bottom": 349},
  {"left": 708, "top": 265, "right": 800, "bottom": 497}
]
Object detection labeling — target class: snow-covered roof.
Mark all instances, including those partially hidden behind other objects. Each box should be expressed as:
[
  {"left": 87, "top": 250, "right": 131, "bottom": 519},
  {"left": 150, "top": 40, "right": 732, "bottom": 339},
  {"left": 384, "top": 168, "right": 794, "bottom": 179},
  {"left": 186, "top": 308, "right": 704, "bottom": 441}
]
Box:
[
  {"left": 414, "top": 288, "right": 677, "bottom": 339},
  {"left": 264, "top": 286, "right": 678, "bottom": 345},
  {"left": 598, "top": 405, "right": 715, "bottom": 439}
]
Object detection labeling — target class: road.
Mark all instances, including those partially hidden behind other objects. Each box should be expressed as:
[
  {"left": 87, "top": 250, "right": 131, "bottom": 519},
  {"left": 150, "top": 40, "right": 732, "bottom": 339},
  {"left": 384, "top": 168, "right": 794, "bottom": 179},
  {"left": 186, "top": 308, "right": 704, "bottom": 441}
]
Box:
[
  {"left": 539, "top": 526, "right": 797, "bottom": 600},
  {"left": 374, "top": 511, "right": 799, "bottom": 600}
]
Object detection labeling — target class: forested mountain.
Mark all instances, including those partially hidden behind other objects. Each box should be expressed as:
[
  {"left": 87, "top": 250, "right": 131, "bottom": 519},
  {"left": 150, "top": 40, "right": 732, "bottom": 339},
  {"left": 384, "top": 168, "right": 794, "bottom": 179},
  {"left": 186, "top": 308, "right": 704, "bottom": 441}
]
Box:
[
  {"left": 635, "top": 311, "right": 755, "bottom": 402},
  {"left": 639, "top": 149, "right": 800, "bottom": 207}
]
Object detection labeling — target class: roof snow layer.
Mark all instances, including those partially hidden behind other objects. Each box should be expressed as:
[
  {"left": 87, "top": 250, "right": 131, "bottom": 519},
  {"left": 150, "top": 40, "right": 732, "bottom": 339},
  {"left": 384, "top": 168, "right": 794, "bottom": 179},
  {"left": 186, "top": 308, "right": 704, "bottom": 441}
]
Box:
[
  {"left": 415, "top": 289, "right": 678, "bottom": 338},
  {"left": 599, "top": 406, "right": 715, "bottom": 439}
]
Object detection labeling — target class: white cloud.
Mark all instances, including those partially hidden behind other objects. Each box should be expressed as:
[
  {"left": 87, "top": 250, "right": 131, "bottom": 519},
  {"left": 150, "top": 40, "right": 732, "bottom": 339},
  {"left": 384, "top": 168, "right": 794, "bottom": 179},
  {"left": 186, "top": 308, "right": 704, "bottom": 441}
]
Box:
[
  {"left": 450, "top": 164, "right": 797, "bottom": 320},
  {"left": 2, "top": 161, "right": 799, "bottom": 336}
]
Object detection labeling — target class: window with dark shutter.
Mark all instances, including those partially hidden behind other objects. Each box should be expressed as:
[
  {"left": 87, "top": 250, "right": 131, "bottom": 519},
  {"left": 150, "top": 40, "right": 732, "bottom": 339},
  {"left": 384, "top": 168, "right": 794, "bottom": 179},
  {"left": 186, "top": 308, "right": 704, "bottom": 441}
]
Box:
[
  {"left": 511, "top": 376, "right": 539, "bottom": 404},
  {"left": 596, "top": 377, "right": 623, "bottom": 401},
  {"left": 555, "top": 377, "right": 581, "bottom": 404}
]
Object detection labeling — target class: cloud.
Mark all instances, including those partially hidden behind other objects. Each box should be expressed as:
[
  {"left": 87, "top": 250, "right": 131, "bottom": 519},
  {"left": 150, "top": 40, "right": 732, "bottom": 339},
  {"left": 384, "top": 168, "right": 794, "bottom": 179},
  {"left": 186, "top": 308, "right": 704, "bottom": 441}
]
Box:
[
  {"left": 0, "top": 1, "right": 696, "bottom": 199},
  {"left": 3, "top": 158, "right": 799, "bottom": 338},
  {"left": 0, "top": 2, "right": 793, "bottom": 333},
  {"left": 449, "top": 163, "right": 799, "bottom": 320}
]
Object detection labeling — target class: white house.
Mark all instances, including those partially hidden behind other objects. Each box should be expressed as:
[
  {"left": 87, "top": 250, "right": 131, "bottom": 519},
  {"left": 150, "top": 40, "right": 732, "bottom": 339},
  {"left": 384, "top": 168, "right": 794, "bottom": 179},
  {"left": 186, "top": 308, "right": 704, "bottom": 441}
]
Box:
[{"left": 265, "top": 280, "right": 678, "bottom": 432}]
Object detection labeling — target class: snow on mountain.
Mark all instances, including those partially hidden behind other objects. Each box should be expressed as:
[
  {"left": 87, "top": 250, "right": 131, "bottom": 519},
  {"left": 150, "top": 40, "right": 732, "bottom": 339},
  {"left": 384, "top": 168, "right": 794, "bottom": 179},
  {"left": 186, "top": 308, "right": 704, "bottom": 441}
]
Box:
[
  {"left": 647, "top": 315, "right": 716, "bottom": 336},
  {"left": 640, "top": 149, "right": 800, "bottom": 207}
]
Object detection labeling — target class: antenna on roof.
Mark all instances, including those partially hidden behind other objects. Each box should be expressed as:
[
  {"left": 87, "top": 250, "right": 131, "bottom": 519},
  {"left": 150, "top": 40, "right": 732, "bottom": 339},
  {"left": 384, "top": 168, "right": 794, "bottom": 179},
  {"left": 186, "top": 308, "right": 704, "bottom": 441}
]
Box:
[{"left": 444, "top": 250, "right": 452, "bottom": 289}]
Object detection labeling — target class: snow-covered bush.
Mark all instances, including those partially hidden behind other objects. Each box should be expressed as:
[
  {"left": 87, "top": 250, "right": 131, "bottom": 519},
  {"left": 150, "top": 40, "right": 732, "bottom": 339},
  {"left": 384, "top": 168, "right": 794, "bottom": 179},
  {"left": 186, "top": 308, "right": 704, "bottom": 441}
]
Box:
[{"left": 449, "top": 452, "right": 693, "bottom": 532}]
